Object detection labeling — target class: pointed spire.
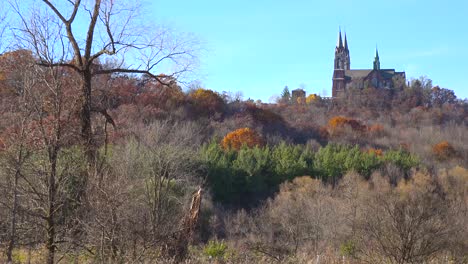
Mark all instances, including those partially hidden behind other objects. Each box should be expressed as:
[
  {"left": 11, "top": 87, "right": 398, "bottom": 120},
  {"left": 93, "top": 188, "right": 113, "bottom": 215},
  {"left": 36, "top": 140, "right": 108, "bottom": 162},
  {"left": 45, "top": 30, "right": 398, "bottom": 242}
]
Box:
[
  {"left": 344, "top": 32, "right": 349, "bottom": 51},
  {"left": 337, "top": 28, "right": 343, "bottom": 49},
  {"left": 373, "top": 46, "right": 380, "bottom": 70}
]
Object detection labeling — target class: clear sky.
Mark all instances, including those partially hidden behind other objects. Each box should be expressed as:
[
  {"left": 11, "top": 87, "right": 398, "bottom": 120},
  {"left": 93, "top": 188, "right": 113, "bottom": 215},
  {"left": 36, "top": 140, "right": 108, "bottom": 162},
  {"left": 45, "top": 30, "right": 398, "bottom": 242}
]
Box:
[{"left": 148, "top": 0, "right": 468, "bottom": 101}]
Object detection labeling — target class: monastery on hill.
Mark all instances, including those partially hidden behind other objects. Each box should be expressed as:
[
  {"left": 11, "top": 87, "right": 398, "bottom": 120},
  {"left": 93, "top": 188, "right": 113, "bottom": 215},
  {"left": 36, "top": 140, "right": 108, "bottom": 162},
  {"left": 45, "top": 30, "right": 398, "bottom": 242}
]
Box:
[{"left": 332, "top": 30, "right": 405, "bottom": 98}]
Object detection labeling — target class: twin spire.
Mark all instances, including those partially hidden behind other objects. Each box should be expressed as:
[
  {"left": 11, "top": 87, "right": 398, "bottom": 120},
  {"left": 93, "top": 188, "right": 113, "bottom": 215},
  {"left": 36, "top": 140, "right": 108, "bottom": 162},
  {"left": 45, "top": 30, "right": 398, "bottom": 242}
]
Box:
[
  {"left": 336, "top": 28, "right": 380, "bottom": 70},
  {"left": 336, "top": 29, "right": 348, "bottom": 51}
]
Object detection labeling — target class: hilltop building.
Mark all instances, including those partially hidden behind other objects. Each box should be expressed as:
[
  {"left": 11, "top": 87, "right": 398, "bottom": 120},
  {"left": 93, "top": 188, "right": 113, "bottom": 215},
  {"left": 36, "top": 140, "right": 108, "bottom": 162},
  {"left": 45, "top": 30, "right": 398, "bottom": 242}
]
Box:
[
  {"left": 291, "top": 88, "right": 306, "bottom": 99},
  {"left": 332, "top": 30, "right": 405, "bottom": 98}
]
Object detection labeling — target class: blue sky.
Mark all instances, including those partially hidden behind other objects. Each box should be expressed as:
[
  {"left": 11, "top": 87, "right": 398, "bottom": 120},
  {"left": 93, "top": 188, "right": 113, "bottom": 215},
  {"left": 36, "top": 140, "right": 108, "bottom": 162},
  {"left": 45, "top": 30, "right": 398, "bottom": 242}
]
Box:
[{"left": 148, "top": 0, "right": 468, "bottom": 101}]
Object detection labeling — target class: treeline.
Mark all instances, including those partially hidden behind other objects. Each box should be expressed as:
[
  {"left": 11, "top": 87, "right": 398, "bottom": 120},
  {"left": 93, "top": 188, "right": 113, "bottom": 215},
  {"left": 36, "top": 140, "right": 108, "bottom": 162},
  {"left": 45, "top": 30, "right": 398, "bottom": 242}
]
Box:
[{"left": 202, "top": 141, "right": 418, "bottom": 206}]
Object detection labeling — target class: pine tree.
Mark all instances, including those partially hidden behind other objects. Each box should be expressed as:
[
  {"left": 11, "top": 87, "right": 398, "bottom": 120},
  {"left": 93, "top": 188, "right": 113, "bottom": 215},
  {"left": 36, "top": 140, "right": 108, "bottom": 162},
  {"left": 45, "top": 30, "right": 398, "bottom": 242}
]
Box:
[{"left": 281, "top": 86, "right": 291, "bottom": 102}]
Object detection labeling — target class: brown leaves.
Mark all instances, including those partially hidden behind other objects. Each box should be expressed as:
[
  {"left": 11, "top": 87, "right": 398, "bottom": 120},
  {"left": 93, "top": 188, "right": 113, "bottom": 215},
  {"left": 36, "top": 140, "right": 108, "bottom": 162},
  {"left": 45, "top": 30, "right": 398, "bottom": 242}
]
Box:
[
  {"left": 189, "top": 88, "right": 225, "bottom": 117},
  {"left": 327, "top": 116, "right": 366, "bottom": 138},
  {"left": 432, "top": 141, "right": 457, "bottom": 161}
]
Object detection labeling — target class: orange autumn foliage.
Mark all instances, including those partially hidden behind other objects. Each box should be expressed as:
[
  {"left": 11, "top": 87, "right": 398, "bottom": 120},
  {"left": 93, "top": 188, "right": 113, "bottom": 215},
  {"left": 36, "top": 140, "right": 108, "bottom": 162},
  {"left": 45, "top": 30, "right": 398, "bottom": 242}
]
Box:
[
  {"left": 221, "top": 128, "right": 263, "bottom": 150},
  {"left": 432, "top": 141, "right": 456, "bottom": 160},
  {"left": 368, "top": 124, "right": 386, "bottom": 137},
  {"left": 327, "top": 116, "right": 366, "bottom": 136},
  {"left": 367, "top": 148, "right": 383, "bottom": 156},
  {"left": 0, "top": 137, "right": 5, "bottom": 152}
]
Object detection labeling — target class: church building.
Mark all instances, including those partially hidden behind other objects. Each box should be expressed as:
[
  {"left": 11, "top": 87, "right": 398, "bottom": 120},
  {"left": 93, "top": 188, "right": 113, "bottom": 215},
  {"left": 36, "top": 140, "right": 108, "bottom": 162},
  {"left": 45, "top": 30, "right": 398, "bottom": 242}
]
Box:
[{"left": 332, "top": 30, "right": 405, "bottom": 98}]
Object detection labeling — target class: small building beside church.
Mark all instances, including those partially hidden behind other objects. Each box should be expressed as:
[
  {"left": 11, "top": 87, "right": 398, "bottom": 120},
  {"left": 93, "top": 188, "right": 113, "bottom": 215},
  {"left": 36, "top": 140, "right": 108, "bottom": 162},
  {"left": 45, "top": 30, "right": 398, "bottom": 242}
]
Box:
[
  {"left": 291, "top": 88, "right": 306, "bottom": 99},
  {"left": 332, "top": 30, "right": 405, "bottom": 98}
]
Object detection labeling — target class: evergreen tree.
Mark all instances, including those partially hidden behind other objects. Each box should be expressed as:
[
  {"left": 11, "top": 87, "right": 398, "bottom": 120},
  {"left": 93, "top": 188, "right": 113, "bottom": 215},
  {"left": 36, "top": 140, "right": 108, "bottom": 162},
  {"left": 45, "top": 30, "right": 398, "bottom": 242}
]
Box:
[{"left": 281, "top": 86, "right": 291, "bottom": 102}]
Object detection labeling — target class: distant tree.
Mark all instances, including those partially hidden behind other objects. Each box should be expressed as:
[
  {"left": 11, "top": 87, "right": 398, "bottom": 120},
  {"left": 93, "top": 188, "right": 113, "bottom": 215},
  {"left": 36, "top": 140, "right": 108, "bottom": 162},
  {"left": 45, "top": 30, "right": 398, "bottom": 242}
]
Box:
[
  {"left": 1, "top": 62, "right": 83, "bottom": 264},
  {"left": 430, "top": 86, "right": 456, "bottom": 106},
  {"left": 280, "top": 86, "right": 291, "bottom": 102},
  {"left": 189, "top": 88, "right": 225, "bottom": 117},
  {"left": 356, "top": 173, "right": 455, "bottom": 263}
]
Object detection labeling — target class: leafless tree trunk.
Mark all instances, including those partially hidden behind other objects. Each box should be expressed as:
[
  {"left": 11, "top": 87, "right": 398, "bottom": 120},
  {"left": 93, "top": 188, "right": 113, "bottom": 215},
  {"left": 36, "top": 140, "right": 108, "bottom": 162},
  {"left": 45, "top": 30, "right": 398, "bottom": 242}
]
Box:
[
  {"left": 10, "top": 63, "right": 82, "bottom": 264},
  {"left": 5, "top": 130, "right": 26, "bottom": 263}
]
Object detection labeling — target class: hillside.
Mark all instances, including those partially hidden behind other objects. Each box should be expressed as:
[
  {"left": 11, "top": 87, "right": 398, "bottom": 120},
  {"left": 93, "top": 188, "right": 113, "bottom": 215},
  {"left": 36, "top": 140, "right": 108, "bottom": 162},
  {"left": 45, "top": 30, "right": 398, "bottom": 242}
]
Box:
[{"left": 1, "top": 47, "right": 467, "bottom": 263}]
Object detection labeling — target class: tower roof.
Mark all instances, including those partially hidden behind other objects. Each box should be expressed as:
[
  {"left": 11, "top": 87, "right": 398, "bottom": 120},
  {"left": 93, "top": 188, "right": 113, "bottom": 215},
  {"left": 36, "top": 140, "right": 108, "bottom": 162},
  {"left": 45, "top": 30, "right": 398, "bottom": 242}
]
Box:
[
  {"left": 344, "top": 33, "right": 349, "bottom": 51},
  {"left": 373, "top": 47, "right": 380, "bottom": 70},
  {"left": 336, "top": 30, "right": 343, "bottom": 49}
]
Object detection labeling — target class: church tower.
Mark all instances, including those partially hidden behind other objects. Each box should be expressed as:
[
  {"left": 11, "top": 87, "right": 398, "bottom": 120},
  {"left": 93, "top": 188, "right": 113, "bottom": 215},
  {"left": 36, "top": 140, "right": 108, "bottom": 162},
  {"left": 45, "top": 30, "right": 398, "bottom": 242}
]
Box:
[
  {"left": 373, "top": 48, "right": 380, "bottom": 70},
  {"left": 334, "top": 30, "right": 350, "bottom": 70},
  {"left": 332, "top": 30, "right": 350, "bottom": 97}
]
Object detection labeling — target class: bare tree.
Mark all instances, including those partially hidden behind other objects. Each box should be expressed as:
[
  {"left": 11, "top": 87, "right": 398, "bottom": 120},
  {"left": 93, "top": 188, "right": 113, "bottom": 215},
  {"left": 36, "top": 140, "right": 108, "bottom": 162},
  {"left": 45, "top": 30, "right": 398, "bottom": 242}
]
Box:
[
  {"left": 9, "top": 0, "right": 199, "bottom": 162},
  {"left": 355, "top": 173, "right": 455, "bottom": 264},
  {"left": 5, "top": 62, "right": 83, "bottom": 264},
  {"left": 0, "top": 50, "right": 37, "bottom": 263},
  {"left": 0, "top": 8, "right": 10, "bottom": 53},
  {"left": 82, "top": 120, "right": 204, "bottom": 262}
]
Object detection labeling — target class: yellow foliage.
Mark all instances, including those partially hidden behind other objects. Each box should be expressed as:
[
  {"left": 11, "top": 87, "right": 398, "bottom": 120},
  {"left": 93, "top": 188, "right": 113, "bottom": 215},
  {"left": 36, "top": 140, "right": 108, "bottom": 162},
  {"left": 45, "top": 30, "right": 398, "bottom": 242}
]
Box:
[
  {"left": 279, "top": 176, "right": 322, "bottom": 195},
  {"left": 189, "top": 88, "right": 225, "bottom": 115},
  {"left": 438, "top": 166, "right": 468, "bottom": 200},
  {"left": 221, "top": 128, "right": 263, "bottom": 150},
  {"left": 397, "top": 172, "right": 434, "bottom": 198},
  {"left": 306, "top": 94, "right": 319, "bottom": 104}
]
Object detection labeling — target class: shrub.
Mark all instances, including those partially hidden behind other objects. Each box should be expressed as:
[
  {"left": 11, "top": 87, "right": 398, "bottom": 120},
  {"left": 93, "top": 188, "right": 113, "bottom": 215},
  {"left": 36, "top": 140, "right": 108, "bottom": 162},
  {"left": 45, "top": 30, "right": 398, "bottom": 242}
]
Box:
[
  {"left": 189, "top": 88, "right": 225, "bottom": 116},
  {"left": 306, "top": 93, "right": 320, "bottom": 104},
  {"left": 221, "top": 128, "right": 264, "bottom": 150},
  {"left": 327, "top": 116, "right": 366, "bottom": 137},
  {"left": 368, "top": 124, "right": 385, "bottom": 137},
  {"left": 432, "top": 141, "right": 456, "bottom": 160},
  {"left": 340, "top": 240, "right": 357, "bottom": 258},
  {"left": 367, "top": 147, "right": 383, "bottom": 156},
  {"left": 203, "top": 240, "right": 228, "bottom": 259}
]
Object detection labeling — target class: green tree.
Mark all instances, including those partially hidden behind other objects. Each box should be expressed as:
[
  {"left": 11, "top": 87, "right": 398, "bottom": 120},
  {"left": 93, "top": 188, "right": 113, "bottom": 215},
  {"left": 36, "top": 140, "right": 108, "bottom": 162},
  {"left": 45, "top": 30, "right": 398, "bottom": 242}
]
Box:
[{"left": 281, "top": 86, "right": 291, "bottom": 102}]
